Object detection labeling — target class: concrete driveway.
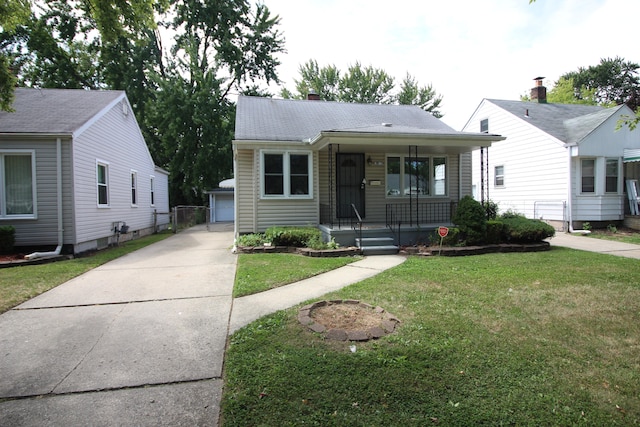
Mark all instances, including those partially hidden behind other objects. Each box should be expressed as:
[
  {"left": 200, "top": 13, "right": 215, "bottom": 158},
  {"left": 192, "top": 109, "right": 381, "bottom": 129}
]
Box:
[{"left": 0, "top": 224, "right": 236, "bottom": 426}]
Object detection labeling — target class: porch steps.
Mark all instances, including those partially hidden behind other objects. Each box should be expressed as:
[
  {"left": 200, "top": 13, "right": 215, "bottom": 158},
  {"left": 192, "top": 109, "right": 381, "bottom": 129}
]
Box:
[{"left": 355, "top": 237, "right": 399, "bottom": 255}]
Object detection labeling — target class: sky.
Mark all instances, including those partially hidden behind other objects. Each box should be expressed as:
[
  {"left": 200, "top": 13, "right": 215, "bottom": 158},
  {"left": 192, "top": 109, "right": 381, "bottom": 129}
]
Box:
[{"left": 260, "top": 0, "right": 640, "bottom": 130}]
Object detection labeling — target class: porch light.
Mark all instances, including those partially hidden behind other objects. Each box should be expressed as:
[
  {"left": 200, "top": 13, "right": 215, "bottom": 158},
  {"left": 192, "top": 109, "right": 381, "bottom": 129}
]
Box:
[{"left": 367, "top": 156, "right": 373, "bottom": 166}]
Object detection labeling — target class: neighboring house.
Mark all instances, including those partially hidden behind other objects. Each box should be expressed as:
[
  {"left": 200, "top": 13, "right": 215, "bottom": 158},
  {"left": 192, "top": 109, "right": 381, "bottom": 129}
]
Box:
[
  {"left": 463, "top": 79, "right": 640, "bottom": 231},
  {"left": 232, "top": 95, "right": 504, "bottom": 249},
  {"left": 0, "top": 88, "right": 170, "bottom": 255}
]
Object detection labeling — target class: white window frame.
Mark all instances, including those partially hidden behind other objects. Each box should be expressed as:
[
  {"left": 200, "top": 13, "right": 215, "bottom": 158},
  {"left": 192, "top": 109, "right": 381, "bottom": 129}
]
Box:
[
  {"left": 385, "top": 154, "right": 448, "bottom": 198},
  {"left": 260, "top": 150, "right": 313, "bottom": 199},
  {"left": 0, "top": 150, "right": 37, "bottom": 219},
  {"left": 605, "top": 158, "right": 619, "bottom": 194},
  {"left": 480, "top": 118, "right": 489, "bottom": 133},
  {"left": 150, "top": 175, "right": 155, "bottom": 207},
  {"left": 130, "top": 170, "right": 138, "bottom": 206},
  {"left": 494, "top": 165, "right": 505, "bottom": 187},
  {"left": 96, "top": 160, "right": 110, "bottom": 207}
]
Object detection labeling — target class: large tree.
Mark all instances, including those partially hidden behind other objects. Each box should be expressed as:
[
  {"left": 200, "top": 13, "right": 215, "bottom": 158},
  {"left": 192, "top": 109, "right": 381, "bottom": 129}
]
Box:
[
  {"left": 558, "top": 57, "right": 640, "bottom": 110},
  {"left": 282, "top": 60, "right": 444, "bottom": 117},
  {"left": 149, "top": 0, "right": 284, "bottom": 205},
  {"left": 0, "top": 0, "right": 31, "bottom": 110}
]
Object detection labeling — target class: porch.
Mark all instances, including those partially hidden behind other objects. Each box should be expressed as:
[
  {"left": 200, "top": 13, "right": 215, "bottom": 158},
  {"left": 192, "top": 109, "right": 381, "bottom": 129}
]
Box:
[{"left": 319, "top": 201, "right": 457, "bottom": 247}]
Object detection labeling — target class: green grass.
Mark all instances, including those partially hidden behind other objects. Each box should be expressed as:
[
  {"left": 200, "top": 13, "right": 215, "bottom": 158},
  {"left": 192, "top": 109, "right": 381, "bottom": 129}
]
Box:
[
  {"left": 222, "top": 248, "right": 640, "bottom": 426},
  {"left": 234, "top": 253, "right": 361, "bottom": 297},
  {"left": 0, "top": 232, "right": 172, "bottom": 313},
  {"left": 587, "top": 228, "right": 640, "bottom": 245}
]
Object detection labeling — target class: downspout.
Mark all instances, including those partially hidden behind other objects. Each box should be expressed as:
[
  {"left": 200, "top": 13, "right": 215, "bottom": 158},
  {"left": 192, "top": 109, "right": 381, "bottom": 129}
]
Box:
[{"left": 26, "top": 138, "right": 63, "bottom": 259}]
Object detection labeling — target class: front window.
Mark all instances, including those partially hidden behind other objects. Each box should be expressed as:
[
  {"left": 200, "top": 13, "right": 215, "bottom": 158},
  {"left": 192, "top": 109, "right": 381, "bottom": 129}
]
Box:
[
  {"left": 1, "top": 152, "right": 36, "bottom": 218},
  {"left": 605, "top": 158, "right": 618, "bottom": 193},
  {"left": 262, "top": 151, "right": 311, "bottom": 198},
  {"left": 495, "top": 165, "right": 505, "bottom": 187},
  {"left": 386, "top": 155, "right": 447, "bottom": 197},
  {"left": 97, "top": 162, "right": 109, "bottom": 206}
]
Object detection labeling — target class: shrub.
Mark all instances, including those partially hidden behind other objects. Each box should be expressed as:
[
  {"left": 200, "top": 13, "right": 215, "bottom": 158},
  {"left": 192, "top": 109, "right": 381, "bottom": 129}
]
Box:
[
  {"left": 264, "top": 226, "right": 321, "bottom": 247},
  {"left": 430, "top": 227, "right": 462, "bottom": 246},
  {"left": 237, "top": 233, "right": 268, "bottom": 247},
  {"left": 452, "top": 196, "right": 487, "bottom": 245},
  {"left": 485, "top": 220, "right": 505, "bottom": 244},
  {"left": 500, "top": 214, "right": 555, "bottom": 243},
  {"left": 0, "top": 225, "right": 15, "bottom": 254},
  {"left": 483, "top": 200, "right": 499, "bottom": 220}
]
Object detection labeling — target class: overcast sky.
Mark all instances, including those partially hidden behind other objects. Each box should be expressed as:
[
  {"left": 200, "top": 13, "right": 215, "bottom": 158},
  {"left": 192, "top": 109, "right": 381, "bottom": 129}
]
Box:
[{"left": 261, "top": 0, "right": 640, "bottom": 130}]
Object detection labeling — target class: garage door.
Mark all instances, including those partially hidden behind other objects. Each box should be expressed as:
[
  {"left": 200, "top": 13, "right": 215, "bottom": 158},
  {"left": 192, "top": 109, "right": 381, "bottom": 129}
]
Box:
[{"left": 214, "top": 195, "right": 234, "bottom": 222}]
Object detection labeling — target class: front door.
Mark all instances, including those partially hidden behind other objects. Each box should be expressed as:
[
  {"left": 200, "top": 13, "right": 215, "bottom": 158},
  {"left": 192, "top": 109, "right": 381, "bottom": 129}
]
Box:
[{"left": 336, "top": 153, "right": 365, "bottom": 219}]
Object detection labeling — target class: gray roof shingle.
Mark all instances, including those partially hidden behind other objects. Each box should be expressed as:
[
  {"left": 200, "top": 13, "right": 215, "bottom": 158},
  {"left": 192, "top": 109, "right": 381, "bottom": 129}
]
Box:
[
  {"left": 487, "top": 99, "right": 607, "bottom": 143},
  {"left": 235, "top": 96, "right": 460, "bottom": 142},
  {"left": 0, "top": 88, "right": 124, "bottom": 134}
]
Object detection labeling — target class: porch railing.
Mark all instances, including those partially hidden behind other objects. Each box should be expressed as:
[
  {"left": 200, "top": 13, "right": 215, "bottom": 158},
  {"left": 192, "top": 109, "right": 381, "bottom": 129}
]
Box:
[
  {"left": 386, "top": 201, "right": 457, "bottom": 227},
  {"left": 350, "top": 203, "right": 363, "bottom": 245}
]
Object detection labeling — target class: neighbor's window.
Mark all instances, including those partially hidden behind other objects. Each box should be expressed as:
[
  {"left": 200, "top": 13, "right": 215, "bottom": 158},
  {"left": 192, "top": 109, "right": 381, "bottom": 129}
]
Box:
[
  {"left": 581, "top": 159, "right": 595, "bottom": 193},
  {"left": 97, "top": 162, "right": 109, "bottom": 206},
  {"left": 262, "top": 151, "right": 311, "bottom": 198},
  {"left": 130, "top": 170, "right": 138, "bottom": 205},
  {"left": 480, "top": 119, "right": 489, "bottom": 133},
  {"left": 1, "top": 151, "right": 36, "bottom": 218},
  {"left": 386, "top": 155, "right": 447, "bottom": 197},
  {"left": 494, "top": 165, "right": 505, "bottom": 187},
  {"left": 605, "top": 158, "right": 618, "bottom": 193},
  {"left": 150, "top": 176, "right": 155, "bottom": 206}
]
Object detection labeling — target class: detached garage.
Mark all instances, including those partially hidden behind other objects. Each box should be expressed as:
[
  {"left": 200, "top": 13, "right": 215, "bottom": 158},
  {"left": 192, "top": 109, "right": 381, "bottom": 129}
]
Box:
[{"left": 207, "top": 178, "right": 235, "bottom": 223}]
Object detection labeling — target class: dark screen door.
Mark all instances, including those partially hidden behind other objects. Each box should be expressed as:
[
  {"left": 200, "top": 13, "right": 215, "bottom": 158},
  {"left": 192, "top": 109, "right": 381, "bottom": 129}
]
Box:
[{"left": 336, "top": 153, "right": 365, "bottom": 218}]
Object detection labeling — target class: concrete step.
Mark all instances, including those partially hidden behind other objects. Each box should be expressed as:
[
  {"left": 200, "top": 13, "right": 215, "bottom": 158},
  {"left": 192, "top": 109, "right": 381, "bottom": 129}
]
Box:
[
  {"left": 360, "top": 245, "right": 399, "bottom": 256},
  {"left": 356, "top": 237, "right": 395, "bottom": 247}
]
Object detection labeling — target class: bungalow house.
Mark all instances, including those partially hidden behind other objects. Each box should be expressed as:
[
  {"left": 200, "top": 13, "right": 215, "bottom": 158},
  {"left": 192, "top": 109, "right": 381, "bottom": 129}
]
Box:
[
  {"left": 463, "top": 79, "right": 640, "bottom": 231},
  {"left": 232, "top": 95, "right": 504, "bottom": 251},
  {"left": 0, "top": 88, "right": 170, "bottom": 255}
]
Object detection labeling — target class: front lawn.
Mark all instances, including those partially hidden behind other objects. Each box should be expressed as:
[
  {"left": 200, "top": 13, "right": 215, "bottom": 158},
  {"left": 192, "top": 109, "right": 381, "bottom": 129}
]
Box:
[
  {"left": 222, "top": 248, "right": 640, "bottom": 426},
  {"left": 587, "top": 227, "right": 640, "bottom": 245},
  {"left": 234, "top": 253, "right": 361, "bottom": 298}
]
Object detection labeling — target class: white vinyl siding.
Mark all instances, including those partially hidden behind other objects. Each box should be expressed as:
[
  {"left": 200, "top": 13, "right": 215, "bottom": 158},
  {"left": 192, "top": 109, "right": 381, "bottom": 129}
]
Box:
[{"left": 466, "top": 100, "right": 569, "bottom": 220}]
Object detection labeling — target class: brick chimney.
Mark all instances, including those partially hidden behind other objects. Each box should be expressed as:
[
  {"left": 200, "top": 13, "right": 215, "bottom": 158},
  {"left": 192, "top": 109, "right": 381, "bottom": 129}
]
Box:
[
  {"left": 307, "top": 89, "right": 320, "bottom": 101},
  {"left": 530, "top": 77, "right": 547, "bottom": 103}
]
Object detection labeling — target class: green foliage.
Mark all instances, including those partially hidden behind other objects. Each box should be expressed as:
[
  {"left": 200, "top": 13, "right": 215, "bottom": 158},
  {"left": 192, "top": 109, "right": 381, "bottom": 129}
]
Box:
[
  {"left": 485, "top": 220, "right": 505, "bottom": 244},
  {"left": 607, "top": 223, "right": 618, "bottom": 233},
  {"left": 482, "top": 199, "right": 499, "bottom": 220},
  {"left": 282, "top": 60, "right": 444, "bottom": 117},
  {"left": 431, "top": 227, "right": 461, "bottom": 246},
  {"left": 236, "top": 233, "right": 267, "bottom": 247},
  {"left": 452, "top": 195, "right": 487, "bottom": 245},
  {"left": 547, "top": 76, "right": 598, "bottom": 105},
  {"left": 500, "top": 214, "right": 555, "bottom": 243},
  {"left": 264, "top": 226, "right": 321, "bottom": 248},
  {"left": 583, "top": 221, "right": 592, "bottom": 231},
  {"left": 0, "top": 225, "right": 15, "bottom": 254},
  {"left": 559, "top": 56, "right": 640, "bottom": 110}
]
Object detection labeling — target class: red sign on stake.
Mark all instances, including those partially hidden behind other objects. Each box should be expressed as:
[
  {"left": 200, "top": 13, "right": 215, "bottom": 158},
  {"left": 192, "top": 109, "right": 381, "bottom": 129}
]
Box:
[{"left": 438, "top": 226, "right": 449, "bottom": 238}]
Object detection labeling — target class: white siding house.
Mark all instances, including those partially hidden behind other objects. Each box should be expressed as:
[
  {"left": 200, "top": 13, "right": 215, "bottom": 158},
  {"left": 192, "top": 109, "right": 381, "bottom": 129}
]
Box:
[
  {"left": 464, "top": 82, "right": 640, "bottom": 230},
  {"left": 233, "top": 95, "right": 504, "bottom": 247},
  {"left": 0, "top": 88, "right": 170, "bottom": 254}
]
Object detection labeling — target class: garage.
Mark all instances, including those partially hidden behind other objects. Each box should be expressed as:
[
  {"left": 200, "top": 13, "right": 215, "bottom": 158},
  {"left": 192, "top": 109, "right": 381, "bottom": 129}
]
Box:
[{"left": 207, "top": 179, "right": 235, "bottom": 223}]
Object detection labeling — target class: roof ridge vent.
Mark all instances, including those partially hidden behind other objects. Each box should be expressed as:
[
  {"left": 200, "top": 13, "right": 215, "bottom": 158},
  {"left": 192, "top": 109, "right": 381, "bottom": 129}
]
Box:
[{"left": 382, "top": 122, "right": 392, "bottom": 127}]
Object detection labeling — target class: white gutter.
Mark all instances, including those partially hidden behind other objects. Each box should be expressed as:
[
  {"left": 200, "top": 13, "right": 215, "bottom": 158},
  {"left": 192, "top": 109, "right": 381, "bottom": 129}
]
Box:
[{"left": 26, "top": 138, "right": 64, "bottom": 259}]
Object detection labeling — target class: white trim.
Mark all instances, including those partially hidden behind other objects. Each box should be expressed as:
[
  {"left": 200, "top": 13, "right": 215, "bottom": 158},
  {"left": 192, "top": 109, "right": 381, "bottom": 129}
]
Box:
[
  {"left": 384, "top": 153, "right": 449, "bottom": 198},
  {"left": 259, "top": 150, "right": 313, "bottom": 199},
  {"left": 494, "top": 164, "right": 505, "bottom": 188}
]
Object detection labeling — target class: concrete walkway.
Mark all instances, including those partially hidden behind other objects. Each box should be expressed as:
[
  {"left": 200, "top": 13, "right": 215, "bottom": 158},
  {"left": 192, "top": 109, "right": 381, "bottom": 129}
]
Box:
[
  {"left": 0, "top": 224, "right": 236, "bottom": 426},
  {"left": 547, "top": 231, "right": 640, "bottom": 259}
]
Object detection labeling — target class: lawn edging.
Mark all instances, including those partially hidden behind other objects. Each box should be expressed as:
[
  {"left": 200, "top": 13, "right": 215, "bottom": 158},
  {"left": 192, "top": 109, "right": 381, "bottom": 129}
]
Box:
[{"left": 402, "top": 241, "right": 550, "bottom": 256}]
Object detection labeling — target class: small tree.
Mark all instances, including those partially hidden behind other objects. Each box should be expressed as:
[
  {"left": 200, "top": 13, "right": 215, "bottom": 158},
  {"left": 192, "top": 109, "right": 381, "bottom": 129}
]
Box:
[{"left": 452, "top": 196, "right": 487, "bottom": 245}]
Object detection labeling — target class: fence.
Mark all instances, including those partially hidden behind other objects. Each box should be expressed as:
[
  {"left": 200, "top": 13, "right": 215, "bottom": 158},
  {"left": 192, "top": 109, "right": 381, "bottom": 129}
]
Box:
[{"left": 172, "top": 205, "right": 211, "bottom": 232}]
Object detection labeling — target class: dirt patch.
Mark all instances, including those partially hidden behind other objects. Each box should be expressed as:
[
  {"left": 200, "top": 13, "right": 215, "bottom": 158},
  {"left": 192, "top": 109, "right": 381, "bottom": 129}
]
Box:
[
  {"left": 298, "top": 300, "right": 400, "bottom": 341},
  {"left": 0, "top": 253, "right": 25, "bottom": 262}
]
